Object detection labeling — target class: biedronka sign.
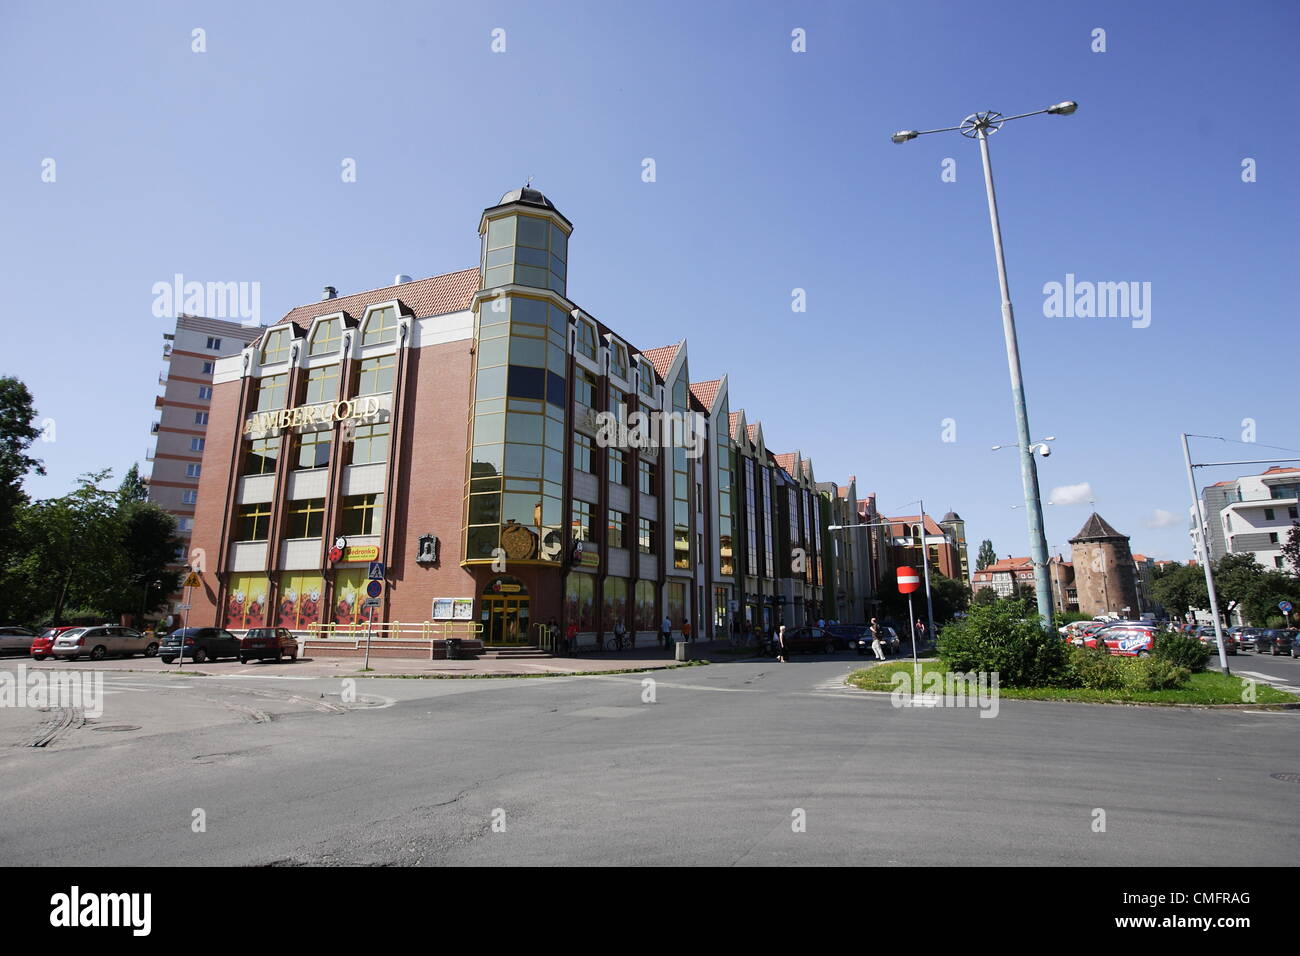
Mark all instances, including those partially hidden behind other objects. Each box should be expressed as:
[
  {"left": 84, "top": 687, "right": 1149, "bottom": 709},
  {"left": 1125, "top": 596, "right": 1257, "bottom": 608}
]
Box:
[{"left": 244, "top": 395, "right": 382, "bottom": 437}]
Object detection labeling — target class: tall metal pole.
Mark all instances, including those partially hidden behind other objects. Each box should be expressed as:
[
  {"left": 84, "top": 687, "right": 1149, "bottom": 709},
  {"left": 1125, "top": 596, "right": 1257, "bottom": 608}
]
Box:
[
  {"left": 1181, "top": 433, "right": 1231, "bottom": 674},
  {"left": 918, "top": 499, "right": 936, "bottom": 644},
  {"left": 976, "top": 128, "right": 1053, "bottom": 626}
]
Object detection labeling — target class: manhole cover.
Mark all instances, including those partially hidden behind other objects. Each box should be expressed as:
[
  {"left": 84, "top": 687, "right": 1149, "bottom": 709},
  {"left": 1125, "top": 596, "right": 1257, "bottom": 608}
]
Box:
[
  {"left": 1270, "top": 773, "right": 1300, "bottom": 783},
  {"left": 91, "top": 725, "right": 141, "bottom": 732}
]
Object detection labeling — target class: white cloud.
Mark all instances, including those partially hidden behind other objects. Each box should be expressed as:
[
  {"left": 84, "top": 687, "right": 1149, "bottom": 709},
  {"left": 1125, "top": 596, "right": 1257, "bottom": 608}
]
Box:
[
  {"left": 1049, "top": 482, "right": 1093, "bottom": 506},
  {"left": 1145, "top": 509, "right": 1182, "bottom": 528}
]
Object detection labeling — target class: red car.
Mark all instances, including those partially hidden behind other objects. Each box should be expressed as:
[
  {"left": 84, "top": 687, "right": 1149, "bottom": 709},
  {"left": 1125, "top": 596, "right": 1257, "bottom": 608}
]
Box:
[
  {"left": 1083, "top": 625, "right": 1158, "bottom": 657},
  {"left": 31, "top": 626, "right": 77, "bottom": 661}
]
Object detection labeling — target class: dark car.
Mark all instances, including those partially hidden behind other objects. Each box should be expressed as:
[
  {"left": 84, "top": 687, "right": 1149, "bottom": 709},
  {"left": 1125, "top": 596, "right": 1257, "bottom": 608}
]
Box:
[
  {"left": 825, "top": 624, "right": 868, "bottom": 652},
  {"left": 850, "top": 626, "right": 900, "bottom": 657},
  {"left": 159, "top": 627, "right": 242, "bottom": 663},
  {"left": 781, "top": 626, "right": 838, "bottom": 655},
  {"left": 239, "top": 627, "right": 300, "bottom": 664},
  {"left": 1255, "top": 629, "right": 1296, "bottom": 656},
  {"left": 0, "top": 626, "right": 36, "bottom": 656}
]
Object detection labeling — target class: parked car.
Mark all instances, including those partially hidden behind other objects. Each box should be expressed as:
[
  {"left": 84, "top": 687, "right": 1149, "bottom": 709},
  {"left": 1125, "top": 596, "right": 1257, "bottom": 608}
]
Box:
[
  {"left": 50, "top": 626, "right": 159, "bottom": 661},
  {"left": 782, "top": 626, "right": 839, "bottom": 655},
  {"left": 239, "top": 627, "right": 300, "bottom": 663},
  {"left": 1083, "top": 625, "right": 1159, "bottom": 657},
  {"left": 0, "top": 626, "right": 36, "bottom": 656},
  {"left": 1192, "top": 626, "right": 1238, "bottom": 656},
  {"left": 159, "top": 627, "right": 242, "bottom": 663},
  {"left": 825, "top": 624, "right": 869, "bottom": 652},
  {"left": 1255, "top": 629, "right": 1296, "bottom": 656},
  {"left": 31, "top": 625, "right": 78, "bottom": 660},
  {"left": 1231, "top": 627, "right": 1262, "bottom": 651}
]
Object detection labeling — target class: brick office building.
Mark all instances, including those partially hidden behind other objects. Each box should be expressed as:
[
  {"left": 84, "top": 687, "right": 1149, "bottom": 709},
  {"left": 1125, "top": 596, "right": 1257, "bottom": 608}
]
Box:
[{"left": 186, "top": 187, "right": 869, "bottom": 652}]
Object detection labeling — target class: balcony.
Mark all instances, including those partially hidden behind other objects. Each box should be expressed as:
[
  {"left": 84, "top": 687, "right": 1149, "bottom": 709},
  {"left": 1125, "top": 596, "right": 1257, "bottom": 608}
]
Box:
[
  {"left": 150, "top": 421, "right": 161, "bottom": 434},
  {"left": 158, "top": 371, "right": 168, "bottom": 386},
  {"left": 154, "top": 395, "right": 165, "bottom": 409},
  {"left": 145, "top": 445, "right": 156, "bottom": 462}
]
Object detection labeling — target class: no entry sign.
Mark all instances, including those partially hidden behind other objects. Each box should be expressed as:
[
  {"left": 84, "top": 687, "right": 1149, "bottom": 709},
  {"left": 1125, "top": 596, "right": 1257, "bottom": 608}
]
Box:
[{"left": 897, "top": 567, "right": 921, "bottom": 594}]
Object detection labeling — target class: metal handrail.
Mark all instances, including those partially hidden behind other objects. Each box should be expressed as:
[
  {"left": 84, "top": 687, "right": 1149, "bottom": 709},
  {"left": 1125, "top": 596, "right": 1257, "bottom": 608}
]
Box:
[{"left": 307, "top": 620, "right": 484, "bottom": 644}]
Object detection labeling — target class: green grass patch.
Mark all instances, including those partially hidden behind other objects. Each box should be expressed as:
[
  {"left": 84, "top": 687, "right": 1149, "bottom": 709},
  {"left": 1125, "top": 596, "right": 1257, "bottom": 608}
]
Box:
[{"left": 846, "top": 659, "right": 1297, "bottom": 706}]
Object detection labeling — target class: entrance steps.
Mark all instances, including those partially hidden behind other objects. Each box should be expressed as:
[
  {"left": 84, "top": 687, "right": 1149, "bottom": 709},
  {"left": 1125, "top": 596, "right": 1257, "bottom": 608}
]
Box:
[{"left": 479, "top": 644, "right": 551, "bottom": 660}]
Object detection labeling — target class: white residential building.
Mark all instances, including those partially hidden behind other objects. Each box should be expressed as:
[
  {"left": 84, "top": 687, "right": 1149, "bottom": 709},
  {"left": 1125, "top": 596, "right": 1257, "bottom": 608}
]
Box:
[{"left": 1191, "top": 466, "right": 1300, "bottom": 570}]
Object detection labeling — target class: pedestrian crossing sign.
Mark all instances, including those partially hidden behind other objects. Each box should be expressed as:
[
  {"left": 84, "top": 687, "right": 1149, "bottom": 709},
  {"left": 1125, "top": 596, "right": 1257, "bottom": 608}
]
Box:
[{"left": 182, "top": 571, "right": 201, "bottom": 588}]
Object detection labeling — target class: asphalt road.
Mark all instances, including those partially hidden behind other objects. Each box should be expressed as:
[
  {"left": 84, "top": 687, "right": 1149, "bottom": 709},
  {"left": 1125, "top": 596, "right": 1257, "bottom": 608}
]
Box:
[{"left": 1, "top": 654, "right": 1297, "bottom": 866}]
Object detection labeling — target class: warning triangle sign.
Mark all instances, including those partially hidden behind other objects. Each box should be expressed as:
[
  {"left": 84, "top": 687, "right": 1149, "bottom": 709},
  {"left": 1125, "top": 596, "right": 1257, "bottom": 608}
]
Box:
[{"left": 182, "top": 571, "right": 201, "bottom": 588}]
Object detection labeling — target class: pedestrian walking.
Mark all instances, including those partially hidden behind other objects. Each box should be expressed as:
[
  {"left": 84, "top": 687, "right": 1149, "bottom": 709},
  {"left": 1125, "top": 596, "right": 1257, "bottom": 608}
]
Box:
[
  {"left": 660, "top": 615, "right": 672, "bottom": 650},
  {"left": 915, "top": 618, "right": 927, "bottom": 646},
  {"left": 682, "top": 619, "right": 692, "bottom": 643},
  {"left": 613, "top": 617, "right": 626, "bottom": 651},
  {"left": 565, "top": 620, "right": 578, "bottom": 655},
  {"left": 775, "top": 624, "right": 787, "bottom": 662},
  {"left": 870, "top": 619, "right": 885, "bottom": 660}
]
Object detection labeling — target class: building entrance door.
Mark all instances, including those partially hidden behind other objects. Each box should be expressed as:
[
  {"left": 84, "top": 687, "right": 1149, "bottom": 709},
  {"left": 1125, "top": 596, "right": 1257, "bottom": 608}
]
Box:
[{"left": 482, "top": 577, "right": 530, "bottom": 644}]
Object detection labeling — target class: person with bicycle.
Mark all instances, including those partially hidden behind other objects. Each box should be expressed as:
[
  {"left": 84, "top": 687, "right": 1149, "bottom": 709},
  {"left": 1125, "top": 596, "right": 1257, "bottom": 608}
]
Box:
[{"left": 612, "top": 617, "right": 627, "bottom": 652}]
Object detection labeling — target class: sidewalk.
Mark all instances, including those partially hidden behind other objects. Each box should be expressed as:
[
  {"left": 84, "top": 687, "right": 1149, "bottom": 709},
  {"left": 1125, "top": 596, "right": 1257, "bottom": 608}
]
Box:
[{"left": 14, "top": 640, "right": 749, "bottom": 680}]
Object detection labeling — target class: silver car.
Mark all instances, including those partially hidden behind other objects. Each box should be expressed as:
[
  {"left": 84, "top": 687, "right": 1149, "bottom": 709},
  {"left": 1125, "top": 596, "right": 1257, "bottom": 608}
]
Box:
[
  {"left": 0, "top": 626, "right": 35, "bottom": 655},
  {"left": 51, "top": 626, "right": 159, "bottom": 661}
]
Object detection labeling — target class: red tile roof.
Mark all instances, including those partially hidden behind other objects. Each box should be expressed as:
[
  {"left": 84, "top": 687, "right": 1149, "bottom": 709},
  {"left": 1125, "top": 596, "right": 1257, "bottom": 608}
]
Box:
[
  {"left": 278, "top": 268, "right": 478, "bottom": 333},
  {"left": 887, "top": 514, "right": 946, "bottom": 536},
  {"left": 746, "top": 423, "right": 759, "bottom": 442},
  {"left": 641, "top": 344, "right": 680, "bottom": 379},
  {"left": 978, "top": 556, "right": 1034, "bottom": 573},
  {"left": 689, "top": 378, "right": 721, "bottom": 411},
  {"left": 1262, "top": 466, "right": 1300, "bottom": 475},
  {"left": 773, "top": 452, "right": 798, "bottom": 474},
  {"left": 728, "top": 411, "right": 742, "bottom": 440}
]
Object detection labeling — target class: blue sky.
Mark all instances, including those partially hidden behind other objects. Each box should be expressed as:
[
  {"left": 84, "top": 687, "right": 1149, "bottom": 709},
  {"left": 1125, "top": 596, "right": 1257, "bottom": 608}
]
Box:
[{"left": 2, "top": 0, "right": 1296, "bottom": 565}]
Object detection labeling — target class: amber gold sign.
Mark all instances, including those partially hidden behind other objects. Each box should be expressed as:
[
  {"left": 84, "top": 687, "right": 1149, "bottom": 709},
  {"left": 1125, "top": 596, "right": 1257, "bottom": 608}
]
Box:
[
  {"left": 244, "top": 395, "right": 381, "bottom": 436},
  {"left": 341, "top": 545, "right": 380, "bottom": 562}
]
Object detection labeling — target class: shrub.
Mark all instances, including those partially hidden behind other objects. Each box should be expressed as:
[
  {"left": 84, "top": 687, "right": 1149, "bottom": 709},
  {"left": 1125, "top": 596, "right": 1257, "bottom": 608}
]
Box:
[
  {"left": 1152, "top": 630, "right": 1211, "bottom": 673},
  {"left": 936, "top": 599, "right": 1069, "bottom": 687},
  {"left": 1119, "top": 657, "right": 1190, "bottom": 692},
  {"left": 1068, "top": 644, "right": 1123, "bottom": 690}
]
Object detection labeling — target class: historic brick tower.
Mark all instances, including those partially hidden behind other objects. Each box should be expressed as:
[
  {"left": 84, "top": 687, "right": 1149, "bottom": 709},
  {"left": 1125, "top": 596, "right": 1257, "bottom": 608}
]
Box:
[{"left": 1069, "top": 513, "right": 1140, "bottom": 617}]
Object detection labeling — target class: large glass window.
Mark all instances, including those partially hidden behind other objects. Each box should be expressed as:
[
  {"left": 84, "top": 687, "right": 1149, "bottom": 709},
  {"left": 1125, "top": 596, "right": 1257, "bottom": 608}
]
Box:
[
  {"left": 610, "top": 448, "right": 627, "bottom": 486},
  {"left": 571, "top": 500, "right": 594, "bottom": 542},
  {"left": 295, "top": 429, "right": 331, "bottom": 470},
  {"left": 638, "top": 517, "right": 657, "bottom": 554},
  {"left": 286, "top": 498, "right": 326, "bottom": 538},
  {"left": 278, "top": 573, "right": 324, "bottom": 630},
  {"left": 225, "top": 573, "right": 269, "bottom": 630},
  {"left": 356, "top": 355, "right": 395, "bottom": 396},
  {"left": 350, "top": 422, "right": 390, "bottom": 465},
  {"left": 603, "top": 577, "right": 627, "bottom": 631},
  {"left": 260, "top": 327, "right": 291, "bottom": 365},
  {"left": 243, "top": 437, "right": 280, "bottom": 476},
  {"left": 340, "top": 493, "right": 384, "bottom": 536},
  {"left": 576, "top": 321, "right": 598, "bottom": 361},
  {"left": 304, "top": 364, "right": 340, "bottom": 404},
  {"left": 573, "top": 433, "right": 594, "bottom": 474},
  {"left": 310, "top": 318, "right": 342, "bottom": 356},
  {"left": 638, "top": 359, "right": 655, "bottom": 397},
  {"left": 635, "top": 580, "right": 656, "bottom": 632},
  {"left": 638, "top": 457, "right": 657, "bottom": 495},
  {"left": 362, "top": 306, "right": 397, "bottom": 346},
  {"left": 236, "top": 503, "right": 272, "bottom": 541},
  {"left": 565, "top": 573, "right": 595, "bottom": 630},
  {"left": 610, "top": 342, "right": 628, "bottom": 380},
  {"left": 608, "top": 510, "right": 627, "bottom": 549},
  {"left": 333, "top": 569, "right": 378, "bottom": 625},
  {"left": 255, "top": 373, "right": 289, "bottom": 411},
  {"left": 574, "top": 369, "right": 597, "bottom": 408}
]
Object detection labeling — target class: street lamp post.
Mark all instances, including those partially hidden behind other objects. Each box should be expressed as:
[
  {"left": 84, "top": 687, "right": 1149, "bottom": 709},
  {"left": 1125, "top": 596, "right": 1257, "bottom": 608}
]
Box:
[{"left": 892, "top": 102, "right": 1078, "bottom": 626}]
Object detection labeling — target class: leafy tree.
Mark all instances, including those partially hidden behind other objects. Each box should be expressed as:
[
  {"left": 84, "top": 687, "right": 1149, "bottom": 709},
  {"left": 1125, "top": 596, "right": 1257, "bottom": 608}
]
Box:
[
  {"left": 971, "top": 586, "right": 998, "bottom": 606},
  {"left": 0, "top": 377, "right": 44, "bottom": 555},
  {"left": 1150, "top": 562, "right": 1207, "bottom": 619},
  {"left": 1212, "top": 553, "right": 1265, "bottom": 622},
  {"left": 1281, "top": 522, "right": 1300, "bottom": 574},
  {"left": 976, "top": 539, "right": 997, "bottom": 571},
  {"left": 928, "top": 572, "right": 970, "bottom": 622},
  {"left": 1237, "top": 569, "right": 1300, "bottom": 627},
  {"left": 117, "top": 463, "right": 150, "bottom": 504}
]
